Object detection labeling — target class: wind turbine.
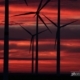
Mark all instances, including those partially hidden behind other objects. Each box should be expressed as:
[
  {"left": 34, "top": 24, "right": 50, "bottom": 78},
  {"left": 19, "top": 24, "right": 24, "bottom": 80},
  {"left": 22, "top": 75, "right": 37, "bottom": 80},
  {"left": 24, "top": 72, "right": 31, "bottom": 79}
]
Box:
[
  {"left": 43, "top": 0, "right": 78, "bottom": 75},
  {"left": 20, "top": 26, "right": 47, "bottom": 73},
  {"left": 3, "top": 0, "right": 28, "bottom": 79},
  {"left": 10, "top": 21, "right": 47, "bottom": 73},
  {"left": 14, "top": 0, "right": 52, "bottom": 73}
]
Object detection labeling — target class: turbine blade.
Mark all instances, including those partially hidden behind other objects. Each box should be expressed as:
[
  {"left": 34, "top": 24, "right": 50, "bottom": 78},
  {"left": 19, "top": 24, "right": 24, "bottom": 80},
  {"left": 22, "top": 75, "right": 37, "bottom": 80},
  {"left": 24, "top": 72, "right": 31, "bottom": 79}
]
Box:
[
  {"left": 34, "top": 29, "right": 47, "bottom": 36},
  {"left": 32, "top": 37, "right": 34, "bottom": 51},
  {"left": 29, "top": 37, "right": 33, "bottom": 54},
  {"left": 32, "top": 38, "right": 34, "bottom": 61},
  {"left": 33, "top": 14, "right": 36, "bottom": 18},
  {"left": 38, "top": 29, "right": 47, "bottom": 34},
  {"left": 54, "top": 30, "right": 58, "bottom": 49},
  {"left": 38, "top": 15, "right": 52, "bottom": 33},
  {"left": 37, "top": 0, "right": 43, "bottom": 12},
  {"left": 40, "top": 0, "right": 51, "bottom": 11},
  {"left": 61, "top": 20, "right": 78, "bottom": 28},
  {"left": 13, "top": 12, "right": 35, "bottom": 17},
  {"left": 43, "top": 14, "right": 57, "bottom": 27},
  {"left": 24, "top": 0, "right": 28, "bottom": 6},
  {"left": 20, "top": 26, "right": 32, "bottom": 35}
]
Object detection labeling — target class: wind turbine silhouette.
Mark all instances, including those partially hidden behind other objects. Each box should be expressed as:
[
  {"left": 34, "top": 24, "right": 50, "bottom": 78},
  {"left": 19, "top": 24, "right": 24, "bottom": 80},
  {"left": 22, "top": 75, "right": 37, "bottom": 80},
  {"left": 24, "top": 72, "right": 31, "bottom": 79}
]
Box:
[
  {"left": 43, "top": 0, "right": 78, "bottom": 75},
  {"left": 43, "top": 15, "right": 78, "bottom": 48},
  {"left": 20, "top": 26, "right": 47, "bottom": 73},
  {"left": 10, "top": 21, "right": 47, "bottom": 73},
  {"left": 14, "top": 0, "right": 51, "bottom": 73}
]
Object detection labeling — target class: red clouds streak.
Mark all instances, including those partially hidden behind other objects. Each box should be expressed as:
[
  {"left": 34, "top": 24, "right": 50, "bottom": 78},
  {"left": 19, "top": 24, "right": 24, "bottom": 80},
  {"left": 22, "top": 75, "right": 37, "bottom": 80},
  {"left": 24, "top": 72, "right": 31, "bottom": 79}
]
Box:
[
  {"left": 0, "top": 39, "right": 80, "bottom": 72},
  {"left": 0, "top": 0, "right": 80, "bottom": 73}
]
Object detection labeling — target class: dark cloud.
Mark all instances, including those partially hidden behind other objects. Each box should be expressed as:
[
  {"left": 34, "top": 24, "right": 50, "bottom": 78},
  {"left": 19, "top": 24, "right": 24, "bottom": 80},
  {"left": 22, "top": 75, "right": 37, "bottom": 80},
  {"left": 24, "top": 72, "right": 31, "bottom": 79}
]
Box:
[
  {"left": 0, "top": 25, "right": 80, "bottom": 40},
  {"left": 0, "top": 39, "right": 80, "bottom": 53},
  {"left": 61, "top": 45, "right": 80, "bottom": 53},
  {"left": 0, "top": 38, "right": 80, "bottom": 59},
  {"left": 61, "top": 0, "right": 80, "bottom": 10},
  {"left": 9, "top": 44, "right": 29, "bottom": 50},
  {"left": 0, "top": 46, "right": 3, "bottom": 51},
  {"left": 10, "top": 0, "right": 80, "bottom": 11},
  {"left": 0, "top": 0, "right": 80, "bottom": 10}
]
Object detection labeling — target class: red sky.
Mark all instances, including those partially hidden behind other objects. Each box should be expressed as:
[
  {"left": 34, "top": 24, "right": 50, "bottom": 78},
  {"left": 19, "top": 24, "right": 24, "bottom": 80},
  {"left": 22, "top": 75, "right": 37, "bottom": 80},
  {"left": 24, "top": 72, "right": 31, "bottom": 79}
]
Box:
[
  {"left": 0, "top": 39, "right": 80, "bottom": 73},
  {"left": 0, "top": 0, "right": 80, "bottom": 73}
]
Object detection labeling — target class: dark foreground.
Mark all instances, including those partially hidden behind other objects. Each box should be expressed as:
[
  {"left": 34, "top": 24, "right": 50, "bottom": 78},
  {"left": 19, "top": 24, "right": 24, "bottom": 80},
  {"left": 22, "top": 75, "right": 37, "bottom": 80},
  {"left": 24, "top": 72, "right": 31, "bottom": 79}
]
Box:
[{"left": 0, "top": 73, "right": 76, "bottom": 80}]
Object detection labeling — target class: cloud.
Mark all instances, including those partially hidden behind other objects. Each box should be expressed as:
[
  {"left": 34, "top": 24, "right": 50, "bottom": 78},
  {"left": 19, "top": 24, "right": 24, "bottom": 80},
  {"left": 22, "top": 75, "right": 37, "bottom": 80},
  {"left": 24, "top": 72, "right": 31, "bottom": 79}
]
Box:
[
  {"left": 0, "top": 25, "right": 80, "bottom": 40},
  {"left": 0, "top": 0, "right": 80, "bottom": 10},
  {"left": 62, "top": 46, "right": 80, "bottom": 53},
  {"left": 0, "top": 39, "right": 80, "bottom": 59}
]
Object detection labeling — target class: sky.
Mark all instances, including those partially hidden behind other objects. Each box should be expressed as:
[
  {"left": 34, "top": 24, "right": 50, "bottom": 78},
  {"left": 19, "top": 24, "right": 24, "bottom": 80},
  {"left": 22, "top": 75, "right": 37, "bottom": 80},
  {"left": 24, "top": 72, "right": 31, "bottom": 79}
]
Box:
[{"left": 0, "top": 0, "right": 80, "bottom": 73}]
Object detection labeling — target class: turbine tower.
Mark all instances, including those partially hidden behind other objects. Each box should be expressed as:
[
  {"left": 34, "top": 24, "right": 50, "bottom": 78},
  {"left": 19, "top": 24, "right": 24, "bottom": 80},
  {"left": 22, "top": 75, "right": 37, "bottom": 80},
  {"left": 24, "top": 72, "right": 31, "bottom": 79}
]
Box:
[{"left": 4, "top": 0, "right": 9, "bottom": 80}]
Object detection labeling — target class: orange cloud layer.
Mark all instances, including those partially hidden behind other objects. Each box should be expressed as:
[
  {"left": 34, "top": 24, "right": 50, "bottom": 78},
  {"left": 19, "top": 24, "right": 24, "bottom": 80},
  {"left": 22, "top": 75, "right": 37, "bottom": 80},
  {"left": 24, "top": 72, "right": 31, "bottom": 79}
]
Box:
[
  {"left": 0, "top": 4, "right": 79, "bottom": 28},
  {"left": 0, "top": 5, "right": 79, "bottom": 27},
  {"left": 0, "top": 39, "right": 80, "bottom": 59},
  {"left": 0, "top": 59, "right": 80, "bottom": 73}
]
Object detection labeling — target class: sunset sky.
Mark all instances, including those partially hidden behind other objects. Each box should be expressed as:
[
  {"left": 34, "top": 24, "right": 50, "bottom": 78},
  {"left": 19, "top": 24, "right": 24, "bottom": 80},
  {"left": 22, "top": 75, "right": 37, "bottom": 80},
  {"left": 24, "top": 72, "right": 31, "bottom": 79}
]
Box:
[{"left": 0, "top": 0, "right": 80, "bottom": 73}]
